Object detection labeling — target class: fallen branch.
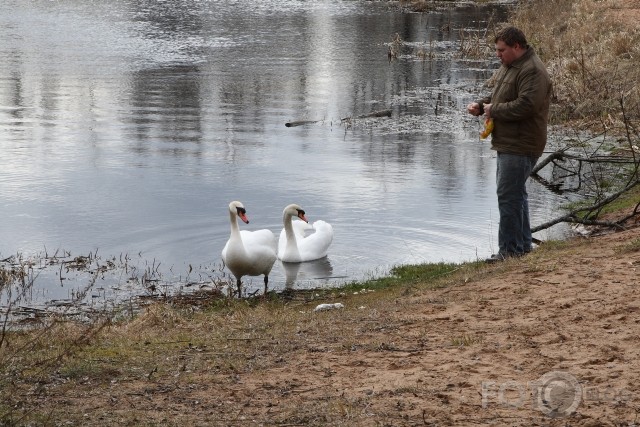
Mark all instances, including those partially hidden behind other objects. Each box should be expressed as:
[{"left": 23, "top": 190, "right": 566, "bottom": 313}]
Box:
[
  {"left": 531, "top": 150, "right": 567, "bottom": 175},
  {"left": 532, "top": 150, "right": 636, "bottom": 175}
]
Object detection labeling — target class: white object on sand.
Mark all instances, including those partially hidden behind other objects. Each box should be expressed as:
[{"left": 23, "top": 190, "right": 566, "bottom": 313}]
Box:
[{"left": 313, "top": 303, "right": 344, "bottom": 312}]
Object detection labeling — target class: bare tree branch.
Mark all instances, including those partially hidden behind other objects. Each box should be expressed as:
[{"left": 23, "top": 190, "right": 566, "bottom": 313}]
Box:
[
  {"left": 532, "top": 179, "right": 640, "bottom": 233},
  {"left": 532, "top": 151, "right": 636, "bottom": 176}
]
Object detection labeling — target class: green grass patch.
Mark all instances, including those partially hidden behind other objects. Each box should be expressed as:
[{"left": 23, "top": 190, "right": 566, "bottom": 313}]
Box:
[
  {"left": 558, "top": 183, "right": 639, "bottom": 220},
  {"left": 598, "top": 185, "right": 640, "bottom": 217},
  {"left": 339, "top": 262, "right": 464, "bottom": 294}
]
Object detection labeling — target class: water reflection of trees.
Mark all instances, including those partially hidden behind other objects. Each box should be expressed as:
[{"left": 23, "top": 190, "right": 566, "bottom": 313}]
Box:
[
  {"left": 129, "top": 0, "right": 207, "bottom": 37},
  {"left": 126, "top": 65, "right": 203, "bottom": 159}
]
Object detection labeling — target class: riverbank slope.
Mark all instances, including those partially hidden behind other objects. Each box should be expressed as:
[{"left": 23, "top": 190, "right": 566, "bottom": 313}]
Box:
[{"left": 5, "top": 218, "right": 638, "bottom": 425}]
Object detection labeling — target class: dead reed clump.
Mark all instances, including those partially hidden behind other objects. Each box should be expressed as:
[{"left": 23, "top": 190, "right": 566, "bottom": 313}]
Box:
[
  {"left": 387, "top": 32, "right": 403, "bottom": 60},
  {"left": 458, "top": 10, "right": 499, "bottom": 59},
  {"left": 458, "top": 28, "right": 491, "bottom": 59},
  {"left": 0, "top": 263, "right": 24, "bottom": 288}
]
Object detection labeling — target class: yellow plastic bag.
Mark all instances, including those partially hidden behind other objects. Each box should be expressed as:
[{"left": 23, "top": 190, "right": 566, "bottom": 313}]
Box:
[{"left": 480, "top": 118, "right": 494, "bottom": 139}]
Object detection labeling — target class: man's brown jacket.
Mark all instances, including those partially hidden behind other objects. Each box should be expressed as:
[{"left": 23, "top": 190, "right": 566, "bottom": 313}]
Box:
[{"left": 478, "top": 47, "right": 552, "bottom": 158}]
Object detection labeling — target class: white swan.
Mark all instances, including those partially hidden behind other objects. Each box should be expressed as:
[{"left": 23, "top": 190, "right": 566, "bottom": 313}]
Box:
[
  {"left": 221, "top": 201, "right": 277, "bottom": 296},
  {"left": 278, "top": 204, "right": 333, "bottom": 263}
]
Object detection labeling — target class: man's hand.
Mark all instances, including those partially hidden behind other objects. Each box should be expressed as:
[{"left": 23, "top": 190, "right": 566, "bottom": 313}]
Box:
[
  {"left": 483, "top": 103, "right": 492, "bottom": 118},
  {"left": 467, "top": 102, "right": 482, "bottom": 116}
]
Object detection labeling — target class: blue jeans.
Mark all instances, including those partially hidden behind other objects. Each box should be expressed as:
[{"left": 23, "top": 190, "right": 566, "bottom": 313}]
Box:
[{"left": 496, "top": 153, "right": 538, "bottom": 255}]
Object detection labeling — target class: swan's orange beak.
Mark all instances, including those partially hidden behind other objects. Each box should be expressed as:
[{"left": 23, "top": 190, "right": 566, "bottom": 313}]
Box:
[
  {"left": 239, "top": 213, "right": 249, "bottom": 224},
  {"left": 298, "top": 212, "right": 308, "bottom": 223}
]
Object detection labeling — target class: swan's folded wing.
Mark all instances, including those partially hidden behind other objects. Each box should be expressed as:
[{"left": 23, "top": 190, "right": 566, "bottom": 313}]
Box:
[
  {"left": 235, "top": 229, "right": 277, "bottom": 274},
  {"left": 292, "top": 220, "right": 312, "bottom": 238},
  {"left": 307, "top": 220, "right": 334, "bottom": 258},
  {"left": 241, "top": 229, "right": 277, "bottom": 252},
  {"left": 312, "top": 220, "right": 333, "bottom": 236}
]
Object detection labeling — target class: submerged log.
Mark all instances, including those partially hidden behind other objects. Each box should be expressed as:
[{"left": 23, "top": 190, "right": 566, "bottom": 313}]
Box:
[
  {"left": 284, "top": 119, "right": 323, "bottom": 128},
  {"left": 341, "top": 109, "right": 392, "bottom": 122},
  {"left": 285, "top": 109, "right": 392, "bottom": 127}
]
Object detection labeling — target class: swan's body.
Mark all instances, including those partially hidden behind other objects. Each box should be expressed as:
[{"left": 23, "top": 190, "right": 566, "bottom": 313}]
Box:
[
  {"left": 278, "top": 204, "right": 333, "bottom": 263},
  {"left": 221, "top": 201, "right": 277, "bottom": 296}
]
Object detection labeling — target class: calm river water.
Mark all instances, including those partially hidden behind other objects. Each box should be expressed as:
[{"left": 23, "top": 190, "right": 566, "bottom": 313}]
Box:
[{"left": 0, "top": 1, "right": 572, "bottom": 309}]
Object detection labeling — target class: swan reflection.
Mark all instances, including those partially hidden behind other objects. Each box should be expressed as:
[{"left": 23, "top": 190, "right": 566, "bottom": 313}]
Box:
[{"left": 281, "top": 257, "right": 334, "bottom": 288}]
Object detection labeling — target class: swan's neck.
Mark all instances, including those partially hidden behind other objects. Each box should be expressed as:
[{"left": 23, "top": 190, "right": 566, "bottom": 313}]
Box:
[
  {"left": 283, "top": 212, "right": 298, "bottom": 248},
  {"left": 229, "top": 210, "right": 242, "bottom": 240}
]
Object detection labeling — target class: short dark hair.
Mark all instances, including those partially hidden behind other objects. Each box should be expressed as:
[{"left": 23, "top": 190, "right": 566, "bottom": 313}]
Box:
[{"left": 495, "top": 26, "right": 529, "bottom": 49}]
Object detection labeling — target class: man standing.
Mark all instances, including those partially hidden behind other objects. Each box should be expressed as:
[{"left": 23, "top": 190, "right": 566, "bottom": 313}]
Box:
[{"left": 467, "top": 26, "right": 552, "bottom": 262}]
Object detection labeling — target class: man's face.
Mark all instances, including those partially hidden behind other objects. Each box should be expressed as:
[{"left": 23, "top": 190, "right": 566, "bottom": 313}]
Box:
[{"left": 495, "top": 40, "right": 519, "bottom": 66}]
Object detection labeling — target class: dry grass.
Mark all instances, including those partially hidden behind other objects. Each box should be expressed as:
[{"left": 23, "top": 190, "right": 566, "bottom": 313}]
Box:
[{"left": 510, "top": 0, "right": 640, "bottom": 130}]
